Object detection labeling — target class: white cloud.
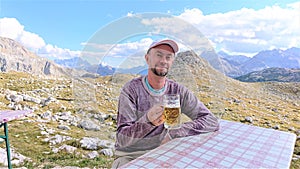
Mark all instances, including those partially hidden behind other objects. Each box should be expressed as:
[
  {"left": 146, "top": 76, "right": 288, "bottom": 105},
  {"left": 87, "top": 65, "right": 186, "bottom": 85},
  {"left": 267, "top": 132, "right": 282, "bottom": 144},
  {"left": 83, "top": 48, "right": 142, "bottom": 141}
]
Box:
[
  {"left": 0, "top": 17, "right": 45, "bottom": 51},
  {"left": 0, "top": 17, "right": 79, "bottom": 59},
  {"left": 127, "top": 12, "right": 134, "bottom": 17},
  {"left": 0, "top": 18, "right": 24, "bottom": 39},
  {"left": 19, "top": 31, "right": 46, "bottom": 49},
  {"left": 38, "top": 44, "right": 80, "bottom": 60},
  {"left": 177, "top": 2, "right": 300, "bottom": 56}
]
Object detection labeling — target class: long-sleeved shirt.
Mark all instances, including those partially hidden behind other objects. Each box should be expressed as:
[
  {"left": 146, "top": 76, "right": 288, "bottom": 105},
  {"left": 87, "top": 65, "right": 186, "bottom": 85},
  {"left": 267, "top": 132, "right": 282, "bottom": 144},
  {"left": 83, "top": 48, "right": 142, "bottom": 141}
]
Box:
[{"left": 115, "top": 75, "right": 219, "bottom": 152}]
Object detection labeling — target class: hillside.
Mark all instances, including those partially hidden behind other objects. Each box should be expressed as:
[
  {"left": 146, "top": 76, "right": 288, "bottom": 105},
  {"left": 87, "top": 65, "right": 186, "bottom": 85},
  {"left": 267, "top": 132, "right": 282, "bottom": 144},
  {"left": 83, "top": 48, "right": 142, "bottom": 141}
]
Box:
[{"left": 0, "top": 42, "right": 299, "bottom": 168}]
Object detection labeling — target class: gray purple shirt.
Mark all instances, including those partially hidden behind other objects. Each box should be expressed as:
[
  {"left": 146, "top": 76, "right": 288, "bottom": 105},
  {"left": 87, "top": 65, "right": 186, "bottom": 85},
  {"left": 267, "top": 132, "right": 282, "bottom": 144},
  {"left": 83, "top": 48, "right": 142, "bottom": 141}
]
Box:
[{"left": 115, "top": 75, "right": 219, "bottom": 152}]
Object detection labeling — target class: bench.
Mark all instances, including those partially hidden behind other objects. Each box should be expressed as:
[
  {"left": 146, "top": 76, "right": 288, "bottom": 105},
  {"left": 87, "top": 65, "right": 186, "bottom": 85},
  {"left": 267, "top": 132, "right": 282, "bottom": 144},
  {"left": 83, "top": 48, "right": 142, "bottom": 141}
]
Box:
[{"left": 0, "top": 110, "right": 32, "bottom": 169}]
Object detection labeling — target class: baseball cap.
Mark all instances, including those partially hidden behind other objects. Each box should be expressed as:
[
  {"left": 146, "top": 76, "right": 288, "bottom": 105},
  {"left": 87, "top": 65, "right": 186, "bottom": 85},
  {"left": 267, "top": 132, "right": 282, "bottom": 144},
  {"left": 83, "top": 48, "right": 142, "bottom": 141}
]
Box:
[{"left": 147, "top": 39, "right": 179, "bottom": 54}]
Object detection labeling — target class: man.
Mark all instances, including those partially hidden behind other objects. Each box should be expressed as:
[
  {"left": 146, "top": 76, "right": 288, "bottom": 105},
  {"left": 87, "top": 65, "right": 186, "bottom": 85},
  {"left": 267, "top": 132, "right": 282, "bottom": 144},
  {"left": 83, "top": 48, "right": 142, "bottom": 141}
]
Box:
[{"left": 112, "top": 39, "right": 219, "bottom": 168}]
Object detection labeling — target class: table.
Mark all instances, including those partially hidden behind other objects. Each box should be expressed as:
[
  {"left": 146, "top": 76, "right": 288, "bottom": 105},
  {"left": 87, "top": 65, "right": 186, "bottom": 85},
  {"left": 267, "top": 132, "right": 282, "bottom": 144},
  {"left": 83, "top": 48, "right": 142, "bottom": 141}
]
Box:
[
  {"left": 0, "top": 110, "right": 32, "bottom": 169},
  {"left": 121, "top": 119, "right": 296, "bottom": 168}
]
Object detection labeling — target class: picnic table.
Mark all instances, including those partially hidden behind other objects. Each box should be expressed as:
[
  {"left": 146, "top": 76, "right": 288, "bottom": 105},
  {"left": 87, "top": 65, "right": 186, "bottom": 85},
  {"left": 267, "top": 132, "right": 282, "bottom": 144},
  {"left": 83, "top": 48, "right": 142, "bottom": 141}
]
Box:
[
  {"left": 121, "top": 119, "right": 296, "bottom": 168},
  {"left": 0, "top": 110, "right": 32, "bottom": 169}
]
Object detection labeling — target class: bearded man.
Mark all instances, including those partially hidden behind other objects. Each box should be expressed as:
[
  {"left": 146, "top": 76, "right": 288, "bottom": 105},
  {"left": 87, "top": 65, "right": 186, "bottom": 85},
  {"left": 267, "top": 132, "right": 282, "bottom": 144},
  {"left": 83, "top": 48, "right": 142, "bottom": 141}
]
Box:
[{"left": 112, "top": 39, "right": 219, "bottom": 168}]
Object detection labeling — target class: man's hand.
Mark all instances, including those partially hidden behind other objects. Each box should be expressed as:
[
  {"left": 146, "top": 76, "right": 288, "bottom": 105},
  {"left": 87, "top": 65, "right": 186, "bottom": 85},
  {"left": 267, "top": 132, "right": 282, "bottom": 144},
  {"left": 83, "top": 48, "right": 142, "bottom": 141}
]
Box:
[{"left": 147, "top": 105, "right": 164, "bottom": 126}]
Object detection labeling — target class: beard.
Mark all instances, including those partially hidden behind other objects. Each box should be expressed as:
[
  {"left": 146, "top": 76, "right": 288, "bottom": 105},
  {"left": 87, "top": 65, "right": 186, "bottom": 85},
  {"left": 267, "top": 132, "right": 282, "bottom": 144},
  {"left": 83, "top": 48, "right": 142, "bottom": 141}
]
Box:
[{"left": 150, "top": 66, "right": 169, "bottom": 77}]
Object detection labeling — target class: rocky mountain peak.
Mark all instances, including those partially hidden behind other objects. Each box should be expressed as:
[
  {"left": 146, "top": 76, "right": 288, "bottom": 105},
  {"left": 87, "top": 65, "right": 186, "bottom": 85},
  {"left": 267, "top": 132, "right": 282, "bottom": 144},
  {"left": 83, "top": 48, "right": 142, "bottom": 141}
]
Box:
[
  {"left": 0, "top": 37, "right": 36, "bottom": 58},
  {"left": 0, "top": 36, "right": 75, "bottom": 78}
]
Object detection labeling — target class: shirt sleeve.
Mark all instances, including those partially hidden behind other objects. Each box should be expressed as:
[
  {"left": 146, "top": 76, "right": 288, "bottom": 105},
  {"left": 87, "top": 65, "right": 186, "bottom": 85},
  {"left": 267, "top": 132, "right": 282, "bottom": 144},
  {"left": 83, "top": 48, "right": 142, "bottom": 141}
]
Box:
[
  {"left": 115, "top": 82, "right": 158, "bottom": 149},
  {"left": 169, "top": 86, "right": 220, "bottom": 139}
]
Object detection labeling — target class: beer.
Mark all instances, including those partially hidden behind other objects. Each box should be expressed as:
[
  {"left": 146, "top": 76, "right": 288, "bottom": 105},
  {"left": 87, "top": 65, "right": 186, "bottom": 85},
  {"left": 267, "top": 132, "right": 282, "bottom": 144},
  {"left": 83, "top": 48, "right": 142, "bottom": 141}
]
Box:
[
  {"left": 163, "top": 94, "right": 181, "bottom": 129},
  {"left": 163, "top": 107, "right": 181, "bottom": 129}
]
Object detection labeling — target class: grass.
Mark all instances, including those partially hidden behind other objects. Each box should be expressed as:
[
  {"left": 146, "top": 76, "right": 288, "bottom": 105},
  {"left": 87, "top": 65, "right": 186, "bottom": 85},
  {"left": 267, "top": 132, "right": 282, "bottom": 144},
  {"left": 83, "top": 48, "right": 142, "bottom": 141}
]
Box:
[{"left": 3, "top": 118, "right": 114, "bottom": 169}]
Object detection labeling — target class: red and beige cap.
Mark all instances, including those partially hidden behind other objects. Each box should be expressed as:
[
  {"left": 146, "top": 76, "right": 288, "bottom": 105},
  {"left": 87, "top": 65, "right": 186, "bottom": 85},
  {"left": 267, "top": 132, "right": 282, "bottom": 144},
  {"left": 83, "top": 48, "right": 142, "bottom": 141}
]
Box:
[{"left": 147, "top": 39, "right": 179, "bottom": 54}]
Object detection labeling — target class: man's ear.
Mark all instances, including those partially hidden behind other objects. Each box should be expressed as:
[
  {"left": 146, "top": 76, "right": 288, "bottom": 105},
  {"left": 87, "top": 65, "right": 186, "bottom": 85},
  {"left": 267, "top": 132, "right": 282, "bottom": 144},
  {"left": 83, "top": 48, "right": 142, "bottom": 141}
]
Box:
[{"left": 145, "top": 54, "right": 149, "bottom": 64}]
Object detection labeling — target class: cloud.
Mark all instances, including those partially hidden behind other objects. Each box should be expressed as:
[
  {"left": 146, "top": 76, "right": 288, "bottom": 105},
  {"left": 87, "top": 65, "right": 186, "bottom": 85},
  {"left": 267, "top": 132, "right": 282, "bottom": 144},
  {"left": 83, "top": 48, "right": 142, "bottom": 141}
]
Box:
[
  {"left": 100, "top": 38, "right": 152, "bottom": 68},
  {"left": 177, "top": 2, "right": 300, "bottom": 56},
  {"left": 0, "top": 17, "right": 45, "bottom": 50},
  {"left": 0, "top": 17, "right": 79, "bottom": 59},
  {"left": 0, "top": 18, "right": 24, "bottom": 39},
  {"left": 38, "top": 44, "right": 80, "bottom": 60}
]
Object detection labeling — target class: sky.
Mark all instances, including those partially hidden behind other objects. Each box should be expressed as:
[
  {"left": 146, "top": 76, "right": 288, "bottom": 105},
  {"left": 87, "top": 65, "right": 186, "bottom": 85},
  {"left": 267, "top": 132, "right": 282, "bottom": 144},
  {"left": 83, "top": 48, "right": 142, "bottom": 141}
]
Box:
[{"left": 0, "top": 0, "right": 300, "bottom": 67}]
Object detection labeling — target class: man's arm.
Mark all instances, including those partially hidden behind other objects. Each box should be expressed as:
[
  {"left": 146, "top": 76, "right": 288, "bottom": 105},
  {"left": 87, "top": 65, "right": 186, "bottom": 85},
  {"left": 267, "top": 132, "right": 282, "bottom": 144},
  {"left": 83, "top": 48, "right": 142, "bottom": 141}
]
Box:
[
  {"left": 168, "top": 87, "right": 219, "bottom": 139},
  {"left": 115, "top": 84, "right": 162, "bottom": 149}
]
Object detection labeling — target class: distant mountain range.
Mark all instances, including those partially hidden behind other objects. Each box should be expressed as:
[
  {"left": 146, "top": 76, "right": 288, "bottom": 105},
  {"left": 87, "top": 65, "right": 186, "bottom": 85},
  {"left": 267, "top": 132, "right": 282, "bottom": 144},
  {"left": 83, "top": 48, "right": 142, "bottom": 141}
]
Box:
[
  {"left": 234, "top": 67, "right": 300, "bottom": 82},
  {"left": 54, "top": 46, "right": 300, "bottom": 82},
  {"left": 216, "top": 47, "right": 300, "bottom": 77}
]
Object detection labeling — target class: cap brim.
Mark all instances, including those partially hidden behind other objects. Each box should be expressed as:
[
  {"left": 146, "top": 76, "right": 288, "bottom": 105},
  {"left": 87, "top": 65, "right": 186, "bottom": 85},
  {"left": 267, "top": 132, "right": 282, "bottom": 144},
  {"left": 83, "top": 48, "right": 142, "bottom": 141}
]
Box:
[{"left": 148, "top": 39, "right": 179, "bottom": 53}]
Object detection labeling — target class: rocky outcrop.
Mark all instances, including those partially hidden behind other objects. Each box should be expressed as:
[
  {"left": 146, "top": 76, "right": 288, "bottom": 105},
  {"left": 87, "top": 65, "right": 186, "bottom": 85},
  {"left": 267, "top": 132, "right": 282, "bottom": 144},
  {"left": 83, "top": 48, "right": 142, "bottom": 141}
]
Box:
[{"left": 0, "top": 37, "right": 76, "bottom": 78}]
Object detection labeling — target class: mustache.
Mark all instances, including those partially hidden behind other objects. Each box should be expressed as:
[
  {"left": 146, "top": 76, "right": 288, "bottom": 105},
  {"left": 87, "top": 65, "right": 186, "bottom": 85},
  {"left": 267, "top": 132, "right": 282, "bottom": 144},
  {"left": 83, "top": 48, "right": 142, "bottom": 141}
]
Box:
[{"left": 155, "top": 63, "right": 168, "bottom": 69}]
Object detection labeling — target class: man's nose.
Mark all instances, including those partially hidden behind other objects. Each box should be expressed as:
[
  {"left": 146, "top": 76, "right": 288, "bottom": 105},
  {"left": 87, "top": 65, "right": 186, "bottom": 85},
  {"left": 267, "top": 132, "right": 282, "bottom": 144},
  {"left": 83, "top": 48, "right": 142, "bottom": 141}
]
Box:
[{"left": 159, "top": 56, "right": 168, "bottom": 63}]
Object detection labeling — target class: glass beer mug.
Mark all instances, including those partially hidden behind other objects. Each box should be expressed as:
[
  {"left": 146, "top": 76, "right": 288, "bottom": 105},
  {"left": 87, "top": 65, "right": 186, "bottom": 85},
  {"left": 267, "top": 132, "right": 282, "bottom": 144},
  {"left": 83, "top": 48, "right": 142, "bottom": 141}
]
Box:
[{"left": 163, "top": 94, "right": 181, "bottom": 129}]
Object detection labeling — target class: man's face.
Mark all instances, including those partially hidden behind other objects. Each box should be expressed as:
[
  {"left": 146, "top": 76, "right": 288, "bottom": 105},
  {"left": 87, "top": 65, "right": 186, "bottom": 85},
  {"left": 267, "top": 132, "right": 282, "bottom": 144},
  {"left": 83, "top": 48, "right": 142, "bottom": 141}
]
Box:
[{"left": 146, "top": 44, "right": 175, "bottom": 77}]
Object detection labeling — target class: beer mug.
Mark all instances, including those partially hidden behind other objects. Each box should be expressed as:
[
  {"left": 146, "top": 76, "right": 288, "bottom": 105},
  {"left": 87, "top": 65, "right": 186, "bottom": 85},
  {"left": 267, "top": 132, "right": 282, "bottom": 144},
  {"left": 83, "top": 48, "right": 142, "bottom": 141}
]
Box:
[{"left": 163, "top": 94, "right": 181, "bottom": 129}]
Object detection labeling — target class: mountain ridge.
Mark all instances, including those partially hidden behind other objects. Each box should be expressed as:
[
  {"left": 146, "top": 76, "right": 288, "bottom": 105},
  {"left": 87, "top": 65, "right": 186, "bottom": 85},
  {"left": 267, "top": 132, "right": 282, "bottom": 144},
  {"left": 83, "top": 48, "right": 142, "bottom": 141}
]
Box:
[
  {"left": 0, "top": 37, "right": 95, "bottom": 79},
  {"left": 54, "top": 46, "right": 300, "bottom": 81},
  {"left": 235, "top": 67, "right": 300, "bottom": 82}
]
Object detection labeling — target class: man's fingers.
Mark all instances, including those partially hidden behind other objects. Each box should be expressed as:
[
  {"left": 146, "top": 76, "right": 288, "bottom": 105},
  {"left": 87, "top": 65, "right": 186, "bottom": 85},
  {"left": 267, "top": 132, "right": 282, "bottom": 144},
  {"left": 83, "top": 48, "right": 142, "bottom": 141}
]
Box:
[
  {"left": 153, "top": 115, "right": 164, "bottom": 126},
  {"left": 148, "top": 105, "right": 165, "bottom": 126}
]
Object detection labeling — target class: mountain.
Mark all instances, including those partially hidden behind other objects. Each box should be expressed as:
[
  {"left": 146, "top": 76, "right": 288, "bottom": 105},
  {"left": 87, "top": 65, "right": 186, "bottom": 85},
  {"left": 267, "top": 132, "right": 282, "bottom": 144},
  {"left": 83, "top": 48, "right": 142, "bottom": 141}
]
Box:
[
  {"left": 218, "top": 51, "right": 250, "bottom": 66},
  {"left": 207, "top": 48, "right": 300, "bottom": 78},
  {"left": 235, "top": 67, "right": 300, "bottom": 82},
  {"left": 54, "top": 57, "right": 117, "bottom": 76},
  {"left": 0, "top": 37, "right": 75, "bottom": 78},
  {"left": 54, "top": 57, "right": 91, "bottom": 69},
  {"left": 200, "top": 50, "right": 245, "bottom": 77},
  {"left": 239, "top": 48, "right": 300, "bottom": 75}
]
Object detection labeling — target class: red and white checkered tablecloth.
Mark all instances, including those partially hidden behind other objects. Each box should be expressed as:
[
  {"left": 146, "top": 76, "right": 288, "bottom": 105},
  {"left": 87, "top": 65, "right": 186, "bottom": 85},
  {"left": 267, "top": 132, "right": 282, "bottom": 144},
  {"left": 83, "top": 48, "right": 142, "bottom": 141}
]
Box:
[
  {"left": 121, "top": 119, "right": 296, "bottom": 168},
  {"left": 0, "top": 110, "right": 32, "bottom": 124}
]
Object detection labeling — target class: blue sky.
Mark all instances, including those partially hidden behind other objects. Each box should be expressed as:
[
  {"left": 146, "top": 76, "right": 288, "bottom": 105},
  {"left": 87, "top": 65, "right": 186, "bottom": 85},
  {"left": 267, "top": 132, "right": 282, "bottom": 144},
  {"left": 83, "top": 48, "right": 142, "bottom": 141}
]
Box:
[{"left": 0, "top": 0, "right": 300, "bottom": 67}]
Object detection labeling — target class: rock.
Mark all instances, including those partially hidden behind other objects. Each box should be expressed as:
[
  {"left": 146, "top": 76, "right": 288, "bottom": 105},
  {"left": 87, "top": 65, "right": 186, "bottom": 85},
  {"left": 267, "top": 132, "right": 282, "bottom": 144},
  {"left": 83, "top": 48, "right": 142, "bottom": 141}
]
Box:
[
  {"left": 87, "top": 151, "right": 99, "bottom": 159},
  {"left": 79, "top": 137, "right": 115, "bottom": 151},
  {"left": 98, "top": 139, "right": 114, "bottom": 149},
  {"left": 80, "top": 137, "right": 100, "bottom": 150},
  {"left": 100, "top": 148, "right": 114, "bottom": 157},
  {"left": 50, "top": 166, "right": 90, "bottom": 169},
  {"left": 40, "top": 111, "right": 52, "bottom": 119},
  {"left": 0, "top": 148, "right": 29, "bottom": 166},
  {"left": 44, "top": 134, "right": 73, "bottom": 145},
  {"left": 41, "top": 96, "right": 57, "bottom": 106},
  {"left": 55, "top": 145, "right": 77, "bottom": 154},
  {"left": 57, "top": 125, "right": 71, "bottom": 130},
  {"left": 22, "top": 94, "right": 41, "bottom": 104},
  {"left": 292, "top": 155, "right": 300, "bottom": 161},
  {"left": 7, "top": 94, "right": 23, "bottom": 102},
  {"left": 273, "top": 125, "right": 280, "bottom": 130},
  {"left": 288, "top": 127, "right": 295, "bottom": 131},
  {"left": 78, "top": 120, "right": 100, "bottom": 131},
  {"left": 245, "top": 116, "right": 253, "bottom": 123}
]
